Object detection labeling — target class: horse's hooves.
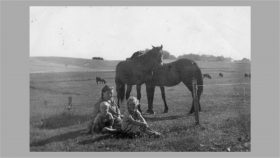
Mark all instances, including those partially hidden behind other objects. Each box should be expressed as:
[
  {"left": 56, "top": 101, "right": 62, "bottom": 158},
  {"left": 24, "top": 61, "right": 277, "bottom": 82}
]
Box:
[{"left": 146, "top": 110, "right": 155, "bottom": 115}]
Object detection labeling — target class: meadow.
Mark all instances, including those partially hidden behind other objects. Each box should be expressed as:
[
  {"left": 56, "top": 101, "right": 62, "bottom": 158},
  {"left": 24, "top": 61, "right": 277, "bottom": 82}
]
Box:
[{"left": 30, "top": 57, "right": 250, "bottom": 151}]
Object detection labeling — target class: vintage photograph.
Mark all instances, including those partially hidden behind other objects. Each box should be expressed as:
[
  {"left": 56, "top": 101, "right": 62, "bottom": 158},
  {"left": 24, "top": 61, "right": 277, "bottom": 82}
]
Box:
[{"left": 29, "top": 6, "right": 251, "bottom": 151}]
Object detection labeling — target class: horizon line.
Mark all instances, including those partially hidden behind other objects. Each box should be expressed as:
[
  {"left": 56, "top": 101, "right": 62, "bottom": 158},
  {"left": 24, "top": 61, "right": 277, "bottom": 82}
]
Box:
[{"left": 29, "top": 54, "right": 251, "bottom": 61}]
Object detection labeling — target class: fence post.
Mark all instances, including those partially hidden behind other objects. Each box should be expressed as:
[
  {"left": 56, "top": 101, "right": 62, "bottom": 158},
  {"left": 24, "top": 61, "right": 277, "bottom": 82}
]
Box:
[
  {"left": 192, "top": 79, "right": 199, "bottom": 125},
  {"left": 67, "top": 96, "right": 72, "bottom": 110}
]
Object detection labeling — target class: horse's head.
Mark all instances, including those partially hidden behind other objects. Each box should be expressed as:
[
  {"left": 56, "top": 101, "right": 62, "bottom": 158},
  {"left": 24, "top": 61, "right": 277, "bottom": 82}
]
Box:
[
  {"left": 129, "top": 45, "right": 163, "bottom": 76},
  {"left": 150, "top": 44, "right": 163, "bottom": 67}
]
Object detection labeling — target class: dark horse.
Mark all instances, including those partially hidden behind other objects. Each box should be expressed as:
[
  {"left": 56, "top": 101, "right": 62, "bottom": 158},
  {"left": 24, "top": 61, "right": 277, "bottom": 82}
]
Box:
[
  {"left": 96, "top": 77, "right": 106, "bottom": 84},
  {"left": 244, "top": 73, "right": 251, "bottom": 78},
  {"left": 203, "top": 73, "right": 212, "bottom": 79},
  {"left": 115, "top": 45, "right": 163, "bottom": 109},
  {"left": 143, "top": 58, "right": 203, "bottom": 114}
]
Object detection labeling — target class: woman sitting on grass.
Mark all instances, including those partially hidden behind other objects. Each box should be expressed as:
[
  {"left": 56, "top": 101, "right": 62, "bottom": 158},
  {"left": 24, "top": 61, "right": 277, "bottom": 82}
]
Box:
[
  {"left": 83, "top": 85, "right": 122, "bottom": 134},
  {"left": 121, "top": 96, "right": 161, "bottom": 138}
]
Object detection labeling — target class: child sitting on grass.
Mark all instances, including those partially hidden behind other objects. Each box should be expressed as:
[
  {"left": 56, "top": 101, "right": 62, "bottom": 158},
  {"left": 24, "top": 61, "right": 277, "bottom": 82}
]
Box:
[
  {"left": 121, "top": 96, "right": 161, "bottom": 138},
  {"left": 92, "top": 101, "right": 117, "bottom": 133}
]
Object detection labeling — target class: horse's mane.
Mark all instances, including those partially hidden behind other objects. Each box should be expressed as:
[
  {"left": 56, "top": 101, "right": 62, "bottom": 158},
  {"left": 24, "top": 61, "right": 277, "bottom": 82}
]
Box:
[
  {"left": 125, "top": 45, "right": 163, "bottom": 66},
  {"left": 128, "top": 49, "right": 149, "bottom": 60}
]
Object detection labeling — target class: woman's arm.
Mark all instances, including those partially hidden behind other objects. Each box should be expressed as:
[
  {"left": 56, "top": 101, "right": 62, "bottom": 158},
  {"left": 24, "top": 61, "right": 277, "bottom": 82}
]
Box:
[{"left": 109, "top": 100, "right": 121, "bottom": 117}]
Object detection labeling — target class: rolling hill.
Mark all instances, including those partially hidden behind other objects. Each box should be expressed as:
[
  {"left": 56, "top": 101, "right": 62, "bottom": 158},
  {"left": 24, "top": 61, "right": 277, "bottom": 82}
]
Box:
[{"left": 30, "top": 57, "right": 120, "bottom": 73}]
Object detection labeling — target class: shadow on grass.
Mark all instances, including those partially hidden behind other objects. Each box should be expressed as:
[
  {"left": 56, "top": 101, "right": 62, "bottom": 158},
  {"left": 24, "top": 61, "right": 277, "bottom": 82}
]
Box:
[
  {"left": 39, "top": 112, "right": 90, "bottom": 129},
  {"left": 77, "top": 134, "right": 113, "bottom": 145},
  {"left": 31, "top": 129, "right": 136, "bottom": 147},
  {"left": 78, "top": 131, "right": 140, "bottom": 145},
  {"left": 30, "top": 129, "right": 84, "bottom": 147},
  {"left": 144, "top": 114, "right": 186, "bottom": 122},
  {"left": 31, "top": 131, "right": 119, "bottom": 147}
]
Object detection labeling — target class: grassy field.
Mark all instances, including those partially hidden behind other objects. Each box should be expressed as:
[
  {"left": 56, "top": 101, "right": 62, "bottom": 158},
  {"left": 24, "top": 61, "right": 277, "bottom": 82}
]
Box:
[{"left": 30, "top": 57, "right": 251, "bottom": 152}]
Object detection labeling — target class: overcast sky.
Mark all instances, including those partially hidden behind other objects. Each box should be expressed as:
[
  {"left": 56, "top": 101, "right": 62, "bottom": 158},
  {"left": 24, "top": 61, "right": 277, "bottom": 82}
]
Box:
[{"left": 30, "top": 6, "right": 250, "bottom": 60}]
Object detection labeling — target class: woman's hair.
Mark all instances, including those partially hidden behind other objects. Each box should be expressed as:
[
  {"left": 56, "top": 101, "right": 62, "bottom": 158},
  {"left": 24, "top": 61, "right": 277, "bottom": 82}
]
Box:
[
  {"left": 127, "top": 96, "right": 139, "bottom": 110},
  {"left": 101, "top": 85, "right": 114, "bottom": 100}
]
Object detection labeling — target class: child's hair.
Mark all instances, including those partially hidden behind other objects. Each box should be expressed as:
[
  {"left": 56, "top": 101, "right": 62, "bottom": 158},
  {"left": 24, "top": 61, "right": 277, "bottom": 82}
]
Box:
[
  {"left": 100, "top": 101, "right": 110, "bottom": 114},
  {"left": 127, "top": 96, "right": 139, "bottom": 110}
]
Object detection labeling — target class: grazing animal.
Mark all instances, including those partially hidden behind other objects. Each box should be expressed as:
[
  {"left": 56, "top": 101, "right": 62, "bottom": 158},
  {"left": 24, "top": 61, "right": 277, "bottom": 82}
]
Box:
[
  {"left": 219, "top": 73, "right": 223, "bottom": 77},
  {"left": 96, "top": 77, "right": 106, "bottom": 84},
  {"left": 203, "top": 73, "right": 212, "bottom": 79},
  {"left": 125, "top": 58, "right": 203, "bottom": 114},
  {"left": 115, "top": 45, "right": 163, "bottom": 109},
  {"left": 244, "top": 73, "right": 251, "bottom": 78}
]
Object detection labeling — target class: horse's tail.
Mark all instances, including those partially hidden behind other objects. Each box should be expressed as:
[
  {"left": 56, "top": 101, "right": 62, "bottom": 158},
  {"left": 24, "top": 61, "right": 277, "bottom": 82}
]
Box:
[
  {"left": 115, "top": 77, "right": 125, "bottom": 104},
  {"left": 193, "top": 62, "right": 203, "bottom": 98}
]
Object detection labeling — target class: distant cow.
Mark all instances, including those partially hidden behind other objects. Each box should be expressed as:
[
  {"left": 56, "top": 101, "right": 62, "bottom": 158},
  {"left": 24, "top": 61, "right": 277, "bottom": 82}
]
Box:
[
  {"left": 244, "top": 73, "right": 251, "bottom": 78},
  {"left": 203, "top": 73, "right": 212, "bottom": 79},
  {"left": 92, "top": 57, "right": 104, "bottom": 60},
  {"left": 96, "top": 77, "right": 106, "bottom": 84},
  {"left": 219, "top": 73, "right": 223, "bottom": 77}
]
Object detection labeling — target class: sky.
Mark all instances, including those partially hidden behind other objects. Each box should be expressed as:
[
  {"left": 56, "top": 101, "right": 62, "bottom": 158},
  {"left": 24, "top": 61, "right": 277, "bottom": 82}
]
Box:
[{"left": 30, "top": 6, "right": 250, "bottom": 60}]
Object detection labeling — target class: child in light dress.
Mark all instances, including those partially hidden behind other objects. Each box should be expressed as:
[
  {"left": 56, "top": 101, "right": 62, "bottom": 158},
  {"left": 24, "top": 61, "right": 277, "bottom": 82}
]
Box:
[{"left": 121, "top": 96, "right": 161, "bottom": 137}]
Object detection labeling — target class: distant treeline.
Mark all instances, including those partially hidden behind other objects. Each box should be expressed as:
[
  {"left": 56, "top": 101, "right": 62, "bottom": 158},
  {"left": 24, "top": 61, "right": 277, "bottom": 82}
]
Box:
[
  {"left": 92, "top": 57, "right": 104, "bottom": 60},
  {"left": 177, "top": 54, "right": 233, "bottom": 62},
  {"left": 163, "top": 51, "right": 250, "bottom": 63}
]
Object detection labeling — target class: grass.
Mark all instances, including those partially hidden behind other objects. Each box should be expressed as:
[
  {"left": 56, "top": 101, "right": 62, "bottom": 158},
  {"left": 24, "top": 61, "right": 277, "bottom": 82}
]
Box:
[{"left": 30, "top": 59, "right": 250, "bottom": 152}]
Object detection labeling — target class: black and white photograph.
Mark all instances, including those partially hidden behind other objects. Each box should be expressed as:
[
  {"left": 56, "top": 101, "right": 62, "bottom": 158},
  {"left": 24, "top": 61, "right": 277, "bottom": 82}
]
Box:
[{"left": 29, "top": 6, "right": 251, "bottom": 152}]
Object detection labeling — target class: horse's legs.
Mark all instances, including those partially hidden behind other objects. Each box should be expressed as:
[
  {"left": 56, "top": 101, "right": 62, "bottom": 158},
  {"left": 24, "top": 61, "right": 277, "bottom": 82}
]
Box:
[
  {"left": 160, "top": 86, "right": 168, "bottom": 113},
  {"left": 136, "top": 84, "right": 142, "bottom": 101},
  {"left": 184, "top": 80, "right": 202, "bottom": 114},
  {"left": 197, "top": 85, "right": 202, "bottom": 111},
  {"left": 126, "top": 85, "right": 132, "bottom": 100},
  {"left": 183, "top": 81, "right": 195, "bottom": 114},
  {"left": 146, "top": 83, "right": 155, "bottom": 114},
  {"left": 136, "top": 84, "right": 142, "bottom": 113}
]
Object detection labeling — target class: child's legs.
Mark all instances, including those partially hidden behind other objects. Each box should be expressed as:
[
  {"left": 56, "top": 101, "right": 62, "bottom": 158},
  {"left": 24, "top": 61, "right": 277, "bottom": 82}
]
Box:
[
  {"left": 141, "top": 126, "right": 161, "bottom": 136},
  {"left": 92, "top": 114, "right": 106, "bottom": 133},
  {"left": 123, "top": 123, "right": 141, "bottom": 134},
  {"left": 104, "top": 113, "right": 114, "bottom": 127},
  {"left": 113, "top": 117, "right": 122, "bottom": 130}
]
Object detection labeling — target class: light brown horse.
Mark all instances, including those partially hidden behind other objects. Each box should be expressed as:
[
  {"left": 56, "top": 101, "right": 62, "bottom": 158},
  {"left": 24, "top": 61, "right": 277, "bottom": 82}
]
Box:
[{"left": 145, "top": 58, "right": 203, "bottom": 114}]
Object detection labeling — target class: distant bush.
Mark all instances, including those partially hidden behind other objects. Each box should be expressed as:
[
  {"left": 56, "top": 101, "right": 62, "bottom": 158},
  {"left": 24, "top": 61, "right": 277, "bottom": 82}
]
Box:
[
  {"left": 162, "top": 50, "right": 176, "bottom": 60},
  {"left": 235, "top": 58, "right": 251, "bottom": 63},
  {"left": 92, "top": 57, "right": 104, "bottom": 60},
  {"left": 177, "top": 53, "right": 233, "bottom": 62}
]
